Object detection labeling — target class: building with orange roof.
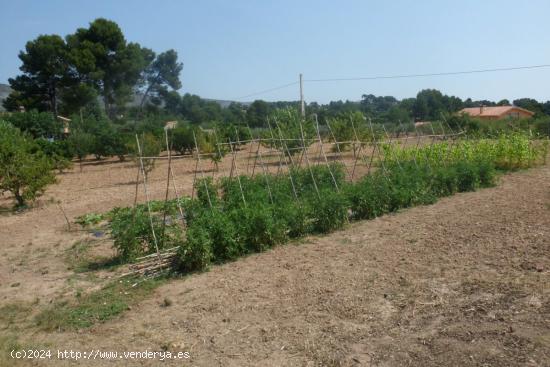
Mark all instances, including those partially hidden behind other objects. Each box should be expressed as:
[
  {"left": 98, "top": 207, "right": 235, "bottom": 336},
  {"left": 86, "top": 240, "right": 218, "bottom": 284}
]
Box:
[{"left": 459, "top": 106, "right": 534, "bottom": 120}]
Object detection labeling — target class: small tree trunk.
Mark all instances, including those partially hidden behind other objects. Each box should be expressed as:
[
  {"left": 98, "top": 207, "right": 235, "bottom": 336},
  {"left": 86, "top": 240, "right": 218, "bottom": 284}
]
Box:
[
  {"left": 49, "top": 80, "right": 58, "bottom": 119},
  {"left": 14, "top": 190, "right": 25, "bottom": 207}
]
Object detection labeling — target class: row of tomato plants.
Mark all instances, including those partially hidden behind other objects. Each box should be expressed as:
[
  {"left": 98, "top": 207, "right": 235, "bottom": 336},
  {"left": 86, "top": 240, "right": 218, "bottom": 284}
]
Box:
[{"left": 82, "top": 133, "right": 547, "bottom": 272}]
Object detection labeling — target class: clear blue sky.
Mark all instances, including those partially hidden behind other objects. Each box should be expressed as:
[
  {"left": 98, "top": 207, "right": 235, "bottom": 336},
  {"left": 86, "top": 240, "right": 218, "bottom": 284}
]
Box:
[{"left": 1, "top": 0, "right": 549, "bottom": 104}]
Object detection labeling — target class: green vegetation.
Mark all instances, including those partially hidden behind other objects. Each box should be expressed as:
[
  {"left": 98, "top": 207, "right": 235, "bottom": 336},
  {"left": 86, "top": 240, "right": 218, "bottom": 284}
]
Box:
[
  {"left": 0, "top": 302, "right": 33, "bottom": 330},
  {"left": 382, "top": 132, "right": 549, "bottom": 170},
  {"left": 64, "top": 240, "right": 120, "bottom": 273},
  {"left": 35, "top": 278, "right": 164, "bottom": 331},
  {"left": 0, "top": 121, "right": 56, "bottom": 207},
  {"left": 78, "top": 133, "right": 547, "bottom": 275}
]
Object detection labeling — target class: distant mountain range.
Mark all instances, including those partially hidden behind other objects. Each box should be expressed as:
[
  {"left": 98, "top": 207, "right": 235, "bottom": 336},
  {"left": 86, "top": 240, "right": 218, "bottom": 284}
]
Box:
[{"left": 0, "top": 83, "right": 249, "bottom": 112}]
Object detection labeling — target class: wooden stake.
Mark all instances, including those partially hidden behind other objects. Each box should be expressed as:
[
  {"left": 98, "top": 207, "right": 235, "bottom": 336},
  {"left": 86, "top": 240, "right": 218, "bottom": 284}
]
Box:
[
  {"left": 314, "top": 115, "right": 339, "bottom": 191},
  {"left": 135, "top": 134, "right": 161, "bottom": 261},
  {"left": 299, "top": 116, "right": 320, "bottom": 199},
  {"left": 230, "top": 129, "right": 247, "bottom": 207},
  {"left": 192, "top": 130, "right": 213, "bottom": 208},
  {"left": 325, "top": 118, "right": 351, "bottom": 177},
  {"left": 350, "top": 116, "right": 366, "bottom": 180},
  {"left": 160, "top": 129, "right": 173, "bottom": 248}
]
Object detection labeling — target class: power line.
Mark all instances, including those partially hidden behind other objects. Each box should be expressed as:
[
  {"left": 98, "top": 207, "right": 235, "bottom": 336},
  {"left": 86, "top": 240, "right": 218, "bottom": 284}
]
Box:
[
  {"left": 304, "top": 64, "right": 550, "bottom": 82},
  {"left": 234, "top": 81, "right": 298, "bottom": 101},
  {"left": 232, "top": 63, "right": 550, "bottom": 101}
]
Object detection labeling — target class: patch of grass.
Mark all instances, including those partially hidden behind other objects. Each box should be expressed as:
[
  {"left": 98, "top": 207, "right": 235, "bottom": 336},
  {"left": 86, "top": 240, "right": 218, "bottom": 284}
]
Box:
[
  {"left": 0, "top": 302, "right": 33, "bottom": 330},
  {"left": 35, "top": 278, "right": 166, "bottom": 331},
  {"left": 65, "top": 240, "right": 121, "bottom": 273}
]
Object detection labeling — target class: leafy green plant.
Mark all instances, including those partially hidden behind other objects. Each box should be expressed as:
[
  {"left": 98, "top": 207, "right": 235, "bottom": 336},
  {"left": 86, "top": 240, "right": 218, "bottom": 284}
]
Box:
[
  {"left": 0, "top": 121, "right": 56, "bottom": 207},
  {"left": 312, "top": 189, "right": 348, "bottom": 233},
  {"left": 75, "top": 212, "right": 105, "bottom": 226},
  {"left": 195, "top": 209, "right": 244, "bottom": 261},
  {"left": 177, "top": 224, "right": 212, "bottom": 272},
  {"left": 346, "top": 174, "right": 391, "bottom": 220},
  {"left": 232, "top": 204, "right": 287, "bottom": 252},
  {"left": 195, "top": 177, "right": 218, "bottom": 207},
  {"left": 275, "top": 200, "right": 312, "bottom": 238},
  {"left": 109, "top": 207, "right": 165, "bottom": 261}
]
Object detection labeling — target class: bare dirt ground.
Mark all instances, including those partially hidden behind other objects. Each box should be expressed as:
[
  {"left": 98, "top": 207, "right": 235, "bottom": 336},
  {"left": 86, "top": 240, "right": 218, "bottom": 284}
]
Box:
[
  {"left": 0, "top": 142, "right": 369, "bottom": 304},
  {"left": 1, "top": 145, "right": 549, "bottom": 366}
]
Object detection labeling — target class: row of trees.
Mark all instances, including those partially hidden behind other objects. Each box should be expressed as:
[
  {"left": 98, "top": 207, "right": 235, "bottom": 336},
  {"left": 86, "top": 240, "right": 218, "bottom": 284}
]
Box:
[
  {"left": 308, "top": 90, "right": 550, "bottom": 125},
  {"left": 5, "top": 18, "right": 550, "bottom": 130},
  {"left": 3, "top": 18, "right": 182, "bottom": 118}
]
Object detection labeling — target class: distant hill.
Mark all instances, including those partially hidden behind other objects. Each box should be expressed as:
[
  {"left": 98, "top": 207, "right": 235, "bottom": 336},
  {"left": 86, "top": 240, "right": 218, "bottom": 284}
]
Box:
[
  {"left": 203, "top": 98, "right": 251, "bottom": 108},
  {"left": 0, "top": 83, "right": 11, "bottom": 111}
]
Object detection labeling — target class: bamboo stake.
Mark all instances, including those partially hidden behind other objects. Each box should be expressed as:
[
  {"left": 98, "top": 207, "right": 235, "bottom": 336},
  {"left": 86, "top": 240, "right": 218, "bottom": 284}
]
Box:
[
  {"left": 169, "top": 168, "right": 186, "bottom": 228},
  {"left": 314, "top": 115, "right": 339, "bottom": 191},
  {"left": 231, "top": 129, "right": 248, "bottom": 207},
  {"left": 382, "top": 123, "right": 402, "bottom": 171},
  {"left": 252, "top": 135, "right": 274, "bottom": 204},
  {"left": 192, "top": 131, "right": 213, "bottom": 208},
  {"left": 135, "top": 134, "right": 161, "bottom": 262},
  {"left": 350, "top": 116, "right": 366, "bottom": 180},
  {"left": 412, "top": 123, "right": 423, "bottom": 168},
  {"left": 273, "top": 118, "right": 299, "bottom": 199},
  {"left": 440, "top": 115, "right": 456, "bottom": 164},
  {"left": 325, "top": 118, "right": 351, "bottom": 177},
  {"left": 368, "top": 119, "right": 390, "bottom": 179},
  {"left": 273, "top": 118, "right": 296, "bottom": 168},
  {"left": 250, "top": 128, "right": 260, "bottom": 177},
  {"left": 160, "top": 129, "right": 173, "bottom": 249},
  {"left": 266, "top": 117, "right": 285, "bottom": 176},
  {"left": 132, "top": 164, "right": 141, "bottom": 207},
  {"left": 190, "top": 155, "right": 199, "bottom": 200},
  {"left": 299, "top": 116, "right": 320, "bottom": 199},
  {"left": 397, "top": 119, "right": 413, "bottom": 166},
  {"left": 245, "top": 128, "right": 255, "bottom": 174}
]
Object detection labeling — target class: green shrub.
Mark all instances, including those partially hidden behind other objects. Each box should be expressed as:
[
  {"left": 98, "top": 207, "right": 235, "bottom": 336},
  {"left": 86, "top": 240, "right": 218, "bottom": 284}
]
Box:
[
  {"left": 476, "top": 160, "right": 497, "bottom": 187},
  {"left": 0, "top": 121, "right": 56, "bottom": 207},
  {"left": 275, "top": 200, "right": 312, "bottom": 238},
  {"left": 195, "top": 177, "right": 218, "bottom": 207},
  {"left": 110, "top": 207, "right": 165, "bottom": 261},
  {"left": 386, "top": 164, "right": 437, "bottom": 210},
  {"left": 430, "top": 165, "right": 459, "bottom": 197},
  {"left": 4, "top": 110, "right": 63, "bottom": 139},
  {"left": 33, "top": 138, "right": 73, "bottom": 172},
  {"left": 232, "top": 204, "right": 287, "bottom": 252},
  {"left": 201, "top": 209, "right": 244, "bottom": 261},
  {"left": 346, "top": 174, "right": 390, "bottom": 220},
  {"left": 454, "top": 161, "right": 480, "bottom": 192},
  {"left": 312, "top": 189, "right": 348, "bottom": 233},
  {"left": 178, "top": 225, "right": 212, "bottom": 272}
]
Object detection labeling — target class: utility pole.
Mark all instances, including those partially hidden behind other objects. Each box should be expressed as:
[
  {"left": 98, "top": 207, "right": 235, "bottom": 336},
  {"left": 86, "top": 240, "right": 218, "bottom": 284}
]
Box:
[{"left": 299, "top": 73, "right": 305, "bottom": 118}]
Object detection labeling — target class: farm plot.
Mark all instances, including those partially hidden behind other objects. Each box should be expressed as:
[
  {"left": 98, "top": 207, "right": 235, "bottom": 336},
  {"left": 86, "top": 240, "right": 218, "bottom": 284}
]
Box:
[
  {"left": 0, "top": 123, "right": 548, "bottom": 366},
  {"left": 3, "top": 155, "right": 549, "bottom": 367},
  {"left": 73, "top": 130, "right": 547, "bottom": 277}
]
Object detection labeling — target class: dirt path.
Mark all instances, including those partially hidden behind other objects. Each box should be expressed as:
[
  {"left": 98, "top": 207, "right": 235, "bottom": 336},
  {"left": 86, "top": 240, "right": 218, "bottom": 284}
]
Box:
[{"left": 8, "top": 164, "right": 545, "bottom": 366}]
